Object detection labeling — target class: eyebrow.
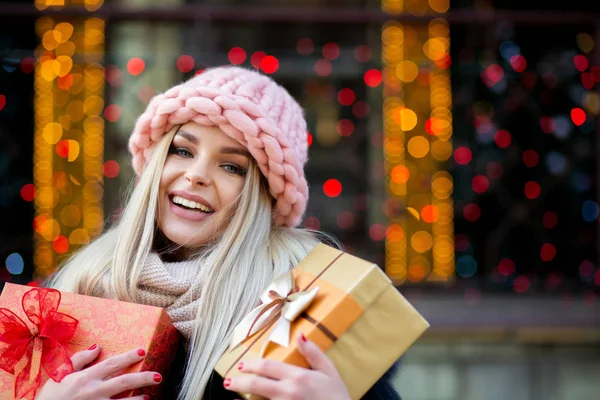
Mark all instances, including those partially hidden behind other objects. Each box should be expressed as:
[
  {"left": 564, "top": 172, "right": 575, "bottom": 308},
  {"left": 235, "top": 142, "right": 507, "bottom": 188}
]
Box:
[{"left": 176, "top": 130, "right": 251, "bottom": 158}]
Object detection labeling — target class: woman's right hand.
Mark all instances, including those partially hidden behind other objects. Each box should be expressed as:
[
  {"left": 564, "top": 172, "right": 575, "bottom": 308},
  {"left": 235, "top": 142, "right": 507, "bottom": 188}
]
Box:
[{"left": 35, "top": 345, "right": 162, "bottom": 400}]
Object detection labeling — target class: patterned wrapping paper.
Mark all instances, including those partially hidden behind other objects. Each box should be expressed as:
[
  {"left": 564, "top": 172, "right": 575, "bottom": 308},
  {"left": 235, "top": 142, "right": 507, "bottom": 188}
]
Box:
[
  {"left": 215, "top": 243, "right": 430, "bottom": 400},
  {"left": 0, "top": 283, "right": 180, "bottom": 400}
]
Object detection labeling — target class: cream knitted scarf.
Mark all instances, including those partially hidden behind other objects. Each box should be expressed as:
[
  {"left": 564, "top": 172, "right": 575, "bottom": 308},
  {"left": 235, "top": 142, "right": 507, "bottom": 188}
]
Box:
[{"left": 135, "top": 252, "right": 206, "bottom": 342}]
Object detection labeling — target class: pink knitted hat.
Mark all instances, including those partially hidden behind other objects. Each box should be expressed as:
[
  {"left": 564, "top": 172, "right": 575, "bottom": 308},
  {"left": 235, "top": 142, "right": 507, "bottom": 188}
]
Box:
[{"left": 128, "top": 66, "right": 309, "bottom": 227}]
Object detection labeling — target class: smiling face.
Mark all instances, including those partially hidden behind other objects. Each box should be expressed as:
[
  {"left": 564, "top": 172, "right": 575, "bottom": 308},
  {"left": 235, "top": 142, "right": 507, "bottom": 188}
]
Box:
[{"left": 157, "top": 122, "right": 251, "bottom": 250}]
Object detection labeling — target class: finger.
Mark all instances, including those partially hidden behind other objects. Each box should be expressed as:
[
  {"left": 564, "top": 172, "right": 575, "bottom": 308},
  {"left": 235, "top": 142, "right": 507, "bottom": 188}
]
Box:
[
  {"left": 85, "top": 347, "right": 147, "bottom": 379},
  {"left": 102, "top": 371, "right": 162, "bottom": 398},
  {"left": 71, "top": 343, "right": 101, "bottom": 372},
  {"left": 238, "top": 358, "right": 304, "bottom": 381},
  {"left": 296, "top": 332, "right": 338, "bottom": 376},
  {"left": 224, "top": 375, "right": 283, "bottom": 399}
]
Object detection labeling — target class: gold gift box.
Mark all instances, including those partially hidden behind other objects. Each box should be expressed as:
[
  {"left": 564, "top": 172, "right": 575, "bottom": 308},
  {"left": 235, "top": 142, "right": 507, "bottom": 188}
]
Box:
[{"left": 215, "top": 243, "right": 430, "bottom": 399}]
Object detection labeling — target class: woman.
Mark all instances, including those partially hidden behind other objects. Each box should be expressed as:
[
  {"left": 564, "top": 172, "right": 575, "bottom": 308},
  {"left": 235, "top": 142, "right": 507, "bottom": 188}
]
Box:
[{"left": 40, "top": 66, "right": 400, "bottom": 399}]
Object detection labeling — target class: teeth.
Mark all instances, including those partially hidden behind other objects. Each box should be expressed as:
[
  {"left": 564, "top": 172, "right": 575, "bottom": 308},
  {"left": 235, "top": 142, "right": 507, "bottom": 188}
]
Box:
[{"left": 172, "top": 196, "right": 213, "bottom": 212}]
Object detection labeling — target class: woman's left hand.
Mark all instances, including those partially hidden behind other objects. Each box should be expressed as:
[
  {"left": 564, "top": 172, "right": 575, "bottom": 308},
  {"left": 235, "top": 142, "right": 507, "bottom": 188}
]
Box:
[{"left": 224, "top": 331, "right": 351, "bottom": 400}]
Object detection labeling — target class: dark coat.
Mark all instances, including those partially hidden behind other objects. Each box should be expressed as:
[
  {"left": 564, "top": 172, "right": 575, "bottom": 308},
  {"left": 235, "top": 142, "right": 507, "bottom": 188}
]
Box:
[{"left": 163, "top": 343, "right": 402, "bottom": 399}]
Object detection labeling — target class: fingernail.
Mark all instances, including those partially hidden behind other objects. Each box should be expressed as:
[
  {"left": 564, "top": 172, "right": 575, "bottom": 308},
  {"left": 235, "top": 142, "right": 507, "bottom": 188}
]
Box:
[
  {"left": 237, "top": 362, "right": 243, "bottom": 370},
  {"left": 137, "top": 349, "right": 146, "bottom": 357},
  {"left": 301, "top": 333, "right": 307, "bottom": 342},
  {"left": 224, "top": 378, "right": 231, "bottom": 388},
  {"left": 88, "top": 344, "right": 97, "bottom": 351},
  {"left": 153, "top": 373, "right": 162, "bottom": 383}
]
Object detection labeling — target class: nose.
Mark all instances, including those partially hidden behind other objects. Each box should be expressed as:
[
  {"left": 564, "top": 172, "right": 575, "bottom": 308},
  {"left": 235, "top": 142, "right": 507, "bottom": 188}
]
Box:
[{"left": 184, "top": 158, "right": 212, "bottom": 186}]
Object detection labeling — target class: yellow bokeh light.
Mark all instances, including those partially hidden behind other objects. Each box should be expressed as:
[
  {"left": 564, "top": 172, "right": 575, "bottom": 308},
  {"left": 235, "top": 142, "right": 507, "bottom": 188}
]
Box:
[
  {"left": 386, "top": 224, "right": 405, "bottom": 242},
  {"left": 56, "top": 55, "right": 73, "bottom": 77},
  {"left": 391, "top": 165, "right": 410, "bottom": 184},
  {"left": 83, "top": 95, "right": 104, "bottom": 116},
  {"left": 428, "top": 0, "right": 450, "bottom": 13},
  {"left": 66, "top": 100, "right": 84, "bottom": 122},
  {"left": 405, "top": 0, "right": 429, "bottom": 15},
  {"left": 40, "top": 60, "right": 59, "bottom": 81},
  {"left": 83, "top": 182, "right": 104, "bottom": 203},
  {"left": 583, "top": 92, "right": 600, "bottom": 115},
  {"left": 382, "top": 25, "right": 404, "bottom": 45},
  {"left": 34, "top": 244, "right": 53, "bottom": 269},
  {"left": 67, "top": 140, "right": 81, "bottom": 162},
  {"left": 42, "top": 30, "right": 59, "bottom": 51},
  {"left": 431, "top": 139, "right": 452, "bottom": 161},
  {"left": 432, "top": 173, "right": 453, "bottom": 199},
  {"left": 382, "top": 0, "right": 404, "bottom": 14},
  {"left": 429, "top": 19, "right": 450, "bottom": 36},
  {"left": 42, "top": 122, "right": 63, "bottom": 144},
  {"left": 408, "top": 256, "right": 431, "bottom": 282},
  {"left": 38, "top": 218, "right": 60, "bottom": 241},
  {"left": 69, "top": 228, "right": 91, "bottom": 245},
  {"left": 393, "top": 107, "right": 418, "bottom": 131},
  {"left": 60, "top": 204, "right": 82, "bottom": 227},
  {"left": 411, "top": 231, "right": 434, "bottom": 253},
  {"left": 55, "top": 41, "right": 76, "bottom": 58},
  {"left": 407, "top": 136, "right": 430, "bottom": 158},
  {"left": 396, "top": 60, "right": 419, "bottom": 82},
  {"left": 54, "top": 22, "right": 74, "bottom": 43},
  {"left": 35, "top": 187, "right": 59, "bottom": 209},
  {"left": 423, "top": 38, "right": 448, "bottom": 61},
  {"left": 576, "top": 33, "right": 595, "bottom": 54}
]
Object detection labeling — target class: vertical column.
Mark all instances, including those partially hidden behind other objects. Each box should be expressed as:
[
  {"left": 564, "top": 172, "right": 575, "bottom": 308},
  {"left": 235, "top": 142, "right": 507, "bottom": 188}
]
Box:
[
  {"left": 33, "top": 0, "right": 105, "bottom": 279},
  {"left": 381, "top": 0, "right": 454, "bottom": 284}
]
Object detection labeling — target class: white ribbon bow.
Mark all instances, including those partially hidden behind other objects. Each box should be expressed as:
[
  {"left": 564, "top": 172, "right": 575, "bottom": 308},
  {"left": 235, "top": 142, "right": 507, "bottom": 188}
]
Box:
[{"left": 229, "top": 271, "right": 319, "bottom": 356}]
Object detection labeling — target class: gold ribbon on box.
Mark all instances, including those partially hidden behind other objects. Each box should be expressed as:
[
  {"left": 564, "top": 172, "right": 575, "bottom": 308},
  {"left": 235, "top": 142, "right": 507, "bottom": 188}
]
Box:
[{"left": 229, "top": 270, "right": 320, "bottom": 356}]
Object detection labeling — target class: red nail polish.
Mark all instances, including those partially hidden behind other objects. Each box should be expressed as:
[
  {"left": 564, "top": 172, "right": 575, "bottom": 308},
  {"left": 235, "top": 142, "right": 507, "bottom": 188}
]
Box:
[
  {"left": 153, "top": 373, "right": 162, "bottom": 383},
  {"left": 224, "top": 378, "right": 231, "bottom": 388},
  {"left": 143, "top": 396, "right": 150, "bottom": 400},
  {"left": 237, "top": 362, "right": 243, "bottom": 370},
  {"left": 301, "top": 333, "right": 307, "bottom": 342},
  {"left": 137, "top": 349, "right": 146, "bottom": 357},
  {"left": 88, "top": 344, "right": 97, "bottom": 351}
]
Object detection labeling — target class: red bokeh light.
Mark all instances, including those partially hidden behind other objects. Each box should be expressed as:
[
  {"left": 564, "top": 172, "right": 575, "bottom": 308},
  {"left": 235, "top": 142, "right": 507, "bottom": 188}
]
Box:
[
  {"left": 472, "top": 175, "right": 490, "bottom": 194},
  {"left": 315, "top": 59, "right": 332, "bottom": 76},
  {"left": 540, "top": 116, "right": 555, "bottom": 134},
  {"left": 20, "top": 184, "right": 35, "bottom": 202},
  {"left": 57, "top": 74, "right": 74, "bottom": 91},
  {"left": 421, "top": 205, "right": 439, "bottom": 223},
  {"left": 510, "top": 55, "right": 527, "bottom": 72},
  {"left": 126, "top": 57, "right": 145, "bottom": 76},
  {"left": 260, "top": 55, "right": 279, "bottom": 74},
  {"left": 454, "top": 146, "right": 472, "bottom": 165},
  {"left": 307, "top": 132, "right": 313, "bottom": 147},
  {"left": 176, "top": 55, "right": 195, "bottom": 72},
  {"left": 463, "top": 204, "right": 481, "bottom": 222},
  {"left": 105, "top": 65, "right": 124, "bottom": 88},
  {"left": 369, "top": 224, "right": 386, "bottom": 241},
  {"left": 354, "top": 45, "right": 372, "bottom": 63},
  {"left": 337, "top": 88, "right": 356, "bottom": 106},
  {"left": 104, "top": 104, "right": 121, "bottom": 122},
  {"left": 323, "top": 179, "right": 342, "bottom": 197},
  {"left": 336, "top": 119, "right": 354, "bottom": 136},
  {"left": 571, "top": 108, "right": 586, "bottom": 126},
  {"left": 494, "top": 130, "right": 512, "bottom": 148},
  {"left": 337, "top": 211, "right": 355, "bottom": 229},
  {"left": 498, "top": 258, "right": 516, "bottom": 277},
  {"left": 322, "top": 42, "right": 340, "bottom": 60},
  {"left": 103, "top": 160, "right": 120, "bottom": 178},
  {"left": 53, "top": 236, "right": 69, "bottom": 254},
  {"left": 513, "top": 275, "right": 530, "bottom": 293},
  {"left": 524, "top": 181, "right": 541, "bottom": 199},
  {"left": 486, "top": 161, "right": 503, "bottom": 180},
  {"left": 454, "top": 234, "right": 470, "bottom": 251},
  {"left": 56, "top": 140, "right": 69, "bottom": 158},
  {"left": 20, "top": 57, "right": 35, "bottom": 74},
  {"left": 0, "top": 95, "right": 5, "bottom": 111},
  {"left": 228, "top": 48, "right": 246, "bottom": 65},
  {"left": 352, "top": 101, "right": 370, "bottom": 118},
  {"left": 523, "top": 150, "right": 539, "bottom": 167},
  {"left": 574, "top": 55, "right": 589, "bottom": 72},
  {"left": 297, "top": 38, "right": 314, "bottom": 55},
  {"left": 250, "top": 51, "right": 266, "bottom": 69},
  {"left": 542, "top": 211, "right": 558, "bottom": 229},
  {"left": 541, "top": 243, "right": 556, "bottom": 261},
  {"left": 581, "top": 72, "right": 595, "bottom": 89},
  {"left": 364, "top": 69, "right": 382, "bottom": 87}
]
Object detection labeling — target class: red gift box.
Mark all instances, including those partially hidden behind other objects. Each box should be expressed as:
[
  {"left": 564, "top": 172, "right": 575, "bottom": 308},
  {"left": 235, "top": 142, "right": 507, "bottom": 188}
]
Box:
[{"left": 0, "top": 283, "right": 180, "bottom": 400}]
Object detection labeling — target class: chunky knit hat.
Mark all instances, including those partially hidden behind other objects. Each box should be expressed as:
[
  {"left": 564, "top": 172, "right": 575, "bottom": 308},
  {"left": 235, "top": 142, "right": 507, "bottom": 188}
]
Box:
[{"left": 128, "top": 66, "right": 309, "bottom": 227}]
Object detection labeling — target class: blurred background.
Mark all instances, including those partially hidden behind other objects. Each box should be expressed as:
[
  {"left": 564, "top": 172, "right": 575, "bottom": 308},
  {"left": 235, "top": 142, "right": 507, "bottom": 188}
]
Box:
[{"left": 1, "top": 0, "right": 600, "bottom": 399}]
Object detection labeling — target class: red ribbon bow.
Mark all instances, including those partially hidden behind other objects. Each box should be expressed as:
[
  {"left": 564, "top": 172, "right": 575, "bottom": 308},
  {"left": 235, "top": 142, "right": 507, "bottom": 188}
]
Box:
[{"left": 0, "top": 288, "right": 78, "bottom": 400}]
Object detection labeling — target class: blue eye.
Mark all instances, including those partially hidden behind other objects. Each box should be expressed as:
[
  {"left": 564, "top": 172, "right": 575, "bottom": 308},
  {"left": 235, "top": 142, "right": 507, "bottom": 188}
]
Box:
[
  {"left": 223, "top": 164, "right": 247, "bottom": 176},
  {"left": 168, "top": 146, "right": 193, "bottom": 158}
]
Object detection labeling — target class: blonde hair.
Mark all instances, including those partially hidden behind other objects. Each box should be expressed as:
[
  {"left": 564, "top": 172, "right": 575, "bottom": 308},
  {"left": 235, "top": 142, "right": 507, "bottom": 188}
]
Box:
[{"left": 47, "top": 126, "right": 337, "bottom": 399}]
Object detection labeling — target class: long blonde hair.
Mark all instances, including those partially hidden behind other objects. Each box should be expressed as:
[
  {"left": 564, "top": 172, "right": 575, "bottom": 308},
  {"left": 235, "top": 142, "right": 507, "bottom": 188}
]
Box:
[{"left": 46, "top": 127, "right": 336, "bottom": 399}]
